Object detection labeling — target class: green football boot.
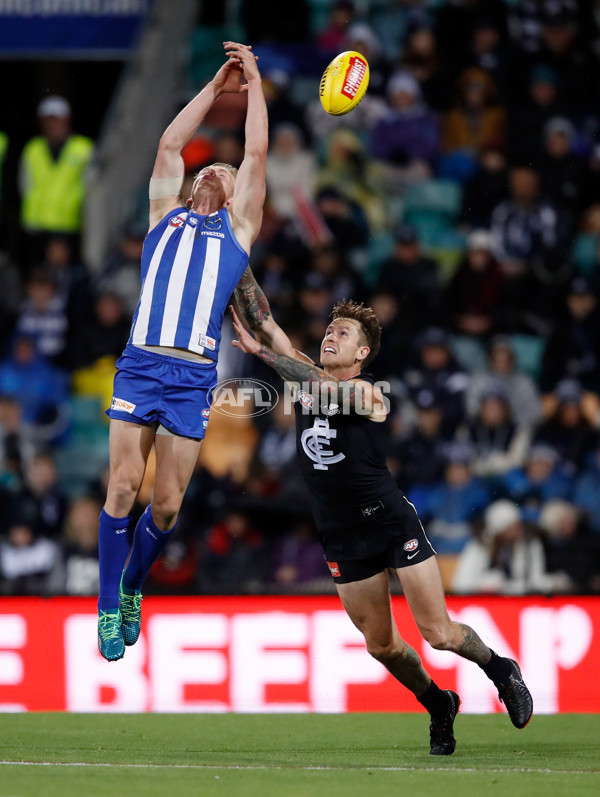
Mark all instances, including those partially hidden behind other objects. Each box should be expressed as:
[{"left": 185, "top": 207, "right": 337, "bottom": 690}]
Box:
[
  {"left": 97, "top": 609, "right": 125, "bottom": 661},
  {"left": 119, "top": 573, "right": 143, "bottom": 646}
]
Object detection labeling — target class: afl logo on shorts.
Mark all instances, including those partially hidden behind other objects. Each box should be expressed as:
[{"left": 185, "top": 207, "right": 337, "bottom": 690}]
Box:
[
  {"left": 326, "top": 561, "right": 341, "bottom": 578},
  {"left": 404, "top": 539, "right": 419, "bottom": 552},
  {"left": 169, "top": 216, "right": 185, "bottom": 227}
]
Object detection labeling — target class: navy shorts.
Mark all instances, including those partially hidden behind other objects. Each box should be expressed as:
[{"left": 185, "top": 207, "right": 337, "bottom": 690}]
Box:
[
  {"left": 106, "top": 344, "right": 217, "bottom": 439},
  {"left": 321, "top": 494, "right": 436, "bottom": 584}
]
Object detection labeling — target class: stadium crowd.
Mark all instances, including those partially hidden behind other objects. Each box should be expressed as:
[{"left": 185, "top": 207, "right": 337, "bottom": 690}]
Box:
[{"left": 1, "top": 0, "right": 600, "bottom": 597}]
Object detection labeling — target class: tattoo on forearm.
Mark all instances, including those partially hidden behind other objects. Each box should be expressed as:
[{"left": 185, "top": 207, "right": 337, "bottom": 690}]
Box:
[
  {"left": 257, "top": 345, "right": 360, "bottom": 411},
  {"left": 456, "top": 624, "right": 491, "bottom": 665},
  {"left": 234, "top": 266, "right": 271, "bottom": 329}
]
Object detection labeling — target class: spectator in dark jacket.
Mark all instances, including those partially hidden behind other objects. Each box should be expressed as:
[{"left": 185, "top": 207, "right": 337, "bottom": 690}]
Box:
[
  {"left": 69, "top": 291, "right": 130, "bottom": 370},
  {"left": 392, "top": 387, "right": 449, "bottom": 492},
  {"left": 540, "top": 276, "right": 600, "bottom": 393},
  {"left": 9, "top": 452, "right": 67, "bottom": 539},
  {"left": 445, "top": 229, "right": 504, "bottom": 338},
  {"left": 403, "top": 327, "right": 469, "bottom": 437},
  {"left": 534, "top": 379, "right": 598, "bottom": 477},
  {"left": 491, "top": 164, "right": 572, "bottom": 333},
  {"left": 537, "top": 117, "right": 586, "bottom": 213},
  {"left": 376, "top": 223, "right": 442, "bottom": 333},
  {"left": 462, "top": 145, "right": 509, "bottom": 229},
  {"left": 507, "top": 64, "right": 569, "bottom": 164}
]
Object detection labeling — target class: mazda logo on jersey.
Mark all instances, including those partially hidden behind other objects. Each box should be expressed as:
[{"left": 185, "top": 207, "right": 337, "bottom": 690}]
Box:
[{"left": 203, "top": 214, "right": 223, "bottom": 230}]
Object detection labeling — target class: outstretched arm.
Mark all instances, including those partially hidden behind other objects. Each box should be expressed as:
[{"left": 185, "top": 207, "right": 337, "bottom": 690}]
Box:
[
  {"left": 148, "top": 42, "right": 254, "bottom": 230},
  {"left": 231, "top": 308, "right": 387, "bottom": 420},
  {"left": 233, "top": 266, "right": 297, "bottom": 357},
  {"left": 229, "top": 43, "right": 268, "bottom": 253}
]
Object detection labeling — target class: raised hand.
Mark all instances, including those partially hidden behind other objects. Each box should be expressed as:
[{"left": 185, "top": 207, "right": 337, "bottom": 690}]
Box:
[
  {"left": 211, "top": 54, "right": 245, "bottom": 95},
  {"left": 223, "top": 41, "right": 261, "bottom": 84},
  {"left": 230, "top": 305, "right": 261, "bottom": 355}
]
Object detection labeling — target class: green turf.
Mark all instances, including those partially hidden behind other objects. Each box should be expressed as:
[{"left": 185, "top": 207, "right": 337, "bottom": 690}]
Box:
[{"left": 0, "top": 713, "right": 599, "bottom": 797}]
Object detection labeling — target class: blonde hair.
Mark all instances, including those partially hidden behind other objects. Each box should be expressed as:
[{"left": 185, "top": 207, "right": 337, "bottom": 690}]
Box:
[
  {"left": 205, "top": 162, "right": 238, "bottom": 179},
  {"left": 187, "top": 163, "right": 238, "bottom": 208}
]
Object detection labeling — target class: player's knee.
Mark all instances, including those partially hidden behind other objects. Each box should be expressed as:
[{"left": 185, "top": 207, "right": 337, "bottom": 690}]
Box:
[
  {"left": 420, "top": 624, "right": 454, "bottom": 651},
  {"left": 107, "top": 472, "right": 140, "bottom": 510},
  {"left": 150, "top": 496, "right": 181, "bottom": 530},
  {"left": 365, "top": 638, "right": 396, "bottom": 664}
]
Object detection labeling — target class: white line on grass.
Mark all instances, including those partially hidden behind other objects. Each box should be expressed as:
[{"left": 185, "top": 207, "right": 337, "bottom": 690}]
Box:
[{"left": 0, "top": 761, "right": 598, "bottom": 775}]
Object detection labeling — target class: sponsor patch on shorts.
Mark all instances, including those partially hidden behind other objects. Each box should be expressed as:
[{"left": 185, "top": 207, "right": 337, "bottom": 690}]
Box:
[
  {"left": 111, "top": 397, "right": 136, "bottom": 413},
  {"left": 404, "top": 538, "right": 418, "bottom": 552},
  {"left": 202, "top": 408, "right": 210, "bottom": 418},
  {"left": 326, "top": 561, "right": 341, "bottom": 578}
]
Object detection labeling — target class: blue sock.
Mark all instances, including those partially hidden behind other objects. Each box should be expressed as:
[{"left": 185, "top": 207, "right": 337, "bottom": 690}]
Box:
[
  {"left": 123, "top": 505, "right": 175, "bottom": 592},
  {"left": 98, "top": 509, "right": 132, "bottom": 611}
]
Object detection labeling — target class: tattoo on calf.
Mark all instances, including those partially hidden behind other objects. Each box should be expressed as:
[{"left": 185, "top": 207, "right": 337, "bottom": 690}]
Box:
[{"left": 457, "top": 624, "right": 490, "bottom": 665}]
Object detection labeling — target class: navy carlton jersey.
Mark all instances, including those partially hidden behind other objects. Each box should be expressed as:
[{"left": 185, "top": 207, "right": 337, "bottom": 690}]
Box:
[
  {"left": 294, "top": 373, "right": 398, "bottom": 531},
  {"left": 130, "top": 207, "right": 248, "bottom": 360}
]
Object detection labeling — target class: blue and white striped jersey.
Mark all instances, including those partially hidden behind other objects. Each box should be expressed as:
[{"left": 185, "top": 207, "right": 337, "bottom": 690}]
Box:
[{"left": 129, "top": 207, "right": 248, "bottom": 360}]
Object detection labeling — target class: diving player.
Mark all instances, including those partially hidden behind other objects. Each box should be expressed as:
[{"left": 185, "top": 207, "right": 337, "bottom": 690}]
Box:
[
  {"left": 230, "top": 280, "right": 533, "bottom": 755},
  {"left": 97, "top": 42, "right": 267, "bottom": 661}
]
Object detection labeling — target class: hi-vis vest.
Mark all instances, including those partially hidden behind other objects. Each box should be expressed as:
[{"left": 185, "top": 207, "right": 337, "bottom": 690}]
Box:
[{"left": 20, "top": 135, "right": 93, "bottom": 233}]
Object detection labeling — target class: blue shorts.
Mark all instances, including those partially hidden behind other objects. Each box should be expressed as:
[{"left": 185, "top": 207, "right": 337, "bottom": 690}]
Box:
[{"left": 106, "top": 344, "right": 217, "bottom": 439}]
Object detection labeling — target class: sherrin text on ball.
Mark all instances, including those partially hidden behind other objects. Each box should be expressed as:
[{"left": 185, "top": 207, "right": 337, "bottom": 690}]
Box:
[{"left": 319, "top": 50, "right": 370, "bottom": 116}]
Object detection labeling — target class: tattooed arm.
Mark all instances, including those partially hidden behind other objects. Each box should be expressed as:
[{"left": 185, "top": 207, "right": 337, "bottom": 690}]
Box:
[
  {"left": 231, "top": 306, "right": 387, "bottom": 420},
  {"left": 233, "top": 266, "right": 297, "bottom": 357},
  {"left": 233, "top": 266, "right": 271, "bottom": 331}
]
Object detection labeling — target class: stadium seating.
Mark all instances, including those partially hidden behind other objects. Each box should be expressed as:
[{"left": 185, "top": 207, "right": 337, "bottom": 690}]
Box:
[{"left": 402, "top": 179, "right": 462, "bottom": 249}]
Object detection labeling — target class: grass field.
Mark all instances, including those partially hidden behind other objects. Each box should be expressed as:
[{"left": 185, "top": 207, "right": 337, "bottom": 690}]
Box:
[{"left": 0, "top": 713, "right": 599, "bottom": 797}]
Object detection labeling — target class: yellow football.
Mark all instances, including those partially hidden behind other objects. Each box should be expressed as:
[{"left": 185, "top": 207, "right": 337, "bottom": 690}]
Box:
[{"left": 319, "top": 50, "right": 370, "bottom": 116}]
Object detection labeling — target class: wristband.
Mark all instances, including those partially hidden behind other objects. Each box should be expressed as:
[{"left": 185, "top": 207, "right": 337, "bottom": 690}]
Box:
[{"left": 149, "top": 176, "right": 183, "bottom": 200}]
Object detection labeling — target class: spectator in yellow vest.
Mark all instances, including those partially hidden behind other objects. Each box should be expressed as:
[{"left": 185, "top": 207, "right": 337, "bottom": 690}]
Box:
[{"left": 19, "top": 96, "right": 93, "bottom": 266}]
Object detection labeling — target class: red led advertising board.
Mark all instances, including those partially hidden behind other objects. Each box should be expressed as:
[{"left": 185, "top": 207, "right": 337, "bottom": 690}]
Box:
[{"left": 0, "top": 595, "right": 598, "bottom": 713}]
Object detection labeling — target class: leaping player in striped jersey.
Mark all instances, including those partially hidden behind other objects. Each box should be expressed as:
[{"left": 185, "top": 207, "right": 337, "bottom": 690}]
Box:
[{"left": 97, "top": 42, "right": 267, "bottom": 661}]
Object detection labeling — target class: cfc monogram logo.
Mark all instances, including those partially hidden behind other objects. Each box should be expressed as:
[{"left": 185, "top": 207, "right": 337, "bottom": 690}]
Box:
[{"left": 301, "top": 418, "right": 346, "bottom": 471}]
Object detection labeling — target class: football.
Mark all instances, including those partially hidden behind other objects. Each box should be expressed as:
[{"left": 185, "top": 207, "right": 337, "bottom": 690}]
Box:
[{"left": 319, "top": 50, "right": 370, "bottom": 116}]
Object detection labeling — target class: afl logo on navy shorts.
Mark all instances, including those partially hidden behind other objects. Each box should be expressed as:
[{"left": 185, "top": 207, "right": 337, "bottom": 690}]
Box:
[
  {"left": 404, "top": 539, "right": 419, "bottom": 552},
  {"left": 169, "top": 216, "right": 185, "bottom": 227}
]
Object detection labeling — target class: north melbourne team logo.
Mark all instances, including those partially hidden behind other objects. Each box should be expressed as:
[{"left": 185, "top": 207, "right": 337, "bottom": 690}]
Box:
[{"left": 301, "top": 418, "right": 346, "bottom": 471}]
